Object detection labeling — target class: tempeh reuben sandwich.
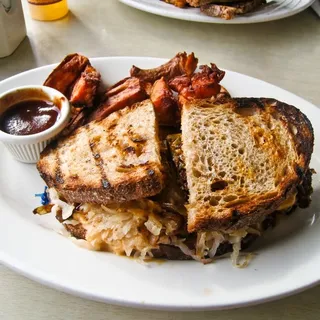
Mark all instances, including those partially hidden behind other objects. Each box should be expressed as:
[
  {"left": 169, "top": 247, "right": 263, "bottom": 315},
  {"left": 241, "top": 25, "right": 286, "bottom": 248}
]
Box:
[
  {"left": 34, "top": 53, "right": 314, "bottom": 266},
  {"left": 36, "top": 97, "right": 314, "bottom": 265}
]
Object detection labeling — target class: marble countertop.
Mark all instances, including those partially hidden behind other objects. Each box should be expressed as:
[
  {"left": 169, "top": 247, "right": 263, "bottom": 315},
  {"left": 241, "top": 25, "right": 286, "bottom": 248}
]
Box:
[{"left": 0, "top": 0, "right": 319, "bottom": 319}]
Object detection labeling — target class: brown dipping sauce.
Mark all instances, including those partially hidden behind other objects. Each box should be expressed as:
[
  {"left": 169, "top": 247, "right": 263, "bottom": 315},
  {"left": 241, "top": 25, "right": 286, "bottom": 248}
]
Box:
[{"left": 0, "top": 99, "right": 60, "bottom": 136}]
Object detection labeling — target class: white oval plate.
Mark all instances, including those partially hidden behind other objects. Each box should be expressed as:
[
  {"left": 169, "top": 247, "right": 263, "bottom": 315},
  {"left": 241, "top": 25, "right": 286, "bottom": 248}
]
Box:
[
  {"left": 0, "top": 57, "right": 320, "bottom": 311},
  {"left": 118, "top": 0, "right": 315, "bottom": 24}
]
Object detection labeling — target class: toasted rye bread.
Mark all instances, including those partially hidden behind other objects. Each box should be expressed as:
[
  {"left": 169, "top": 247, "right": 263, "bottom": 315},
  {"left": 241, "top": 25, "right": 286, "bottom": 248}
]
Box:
[
  {"left": 181, "top": 98, "right": 314, "bottom": 232},
  {"left": 37, "top": 100, "right": 165, "bottom": 204}
]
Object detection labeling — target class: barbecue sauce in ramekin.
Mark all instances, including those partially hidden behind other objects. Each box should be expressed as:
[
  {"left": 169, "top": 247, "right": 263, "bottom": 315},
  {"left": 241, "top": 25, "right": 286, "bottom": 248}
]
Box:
[{"left": 0, "top": 99, "right": 60, "bottom": 136}]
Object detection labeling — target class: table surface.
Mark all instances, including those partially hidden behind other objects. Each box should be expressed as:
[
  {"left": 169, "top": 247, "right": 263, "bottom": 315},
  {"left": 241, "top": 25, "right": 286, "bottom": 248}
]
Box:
[{"left": 1, "top": 0, "right": 320, "bottom": 319}]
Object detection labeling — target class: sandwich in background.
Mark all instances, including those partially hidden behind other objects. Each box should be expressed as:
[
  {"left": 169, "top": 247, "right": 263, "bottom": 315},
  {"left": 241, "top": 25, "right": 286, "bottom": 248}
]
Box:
[{"left": 163, "top": 0, "right": 267, "bottom": 20}]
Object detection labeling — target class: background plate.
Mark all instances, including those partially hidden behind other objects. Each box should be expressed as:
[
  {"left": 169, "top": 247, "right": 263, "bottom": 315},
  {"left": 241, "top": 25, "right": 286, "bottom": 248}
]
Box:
[
  {"left": 118, "top": 0, "right": 316, "bottom": 23},
  {"left": 0, "top": 57, "right": 320, "bottom": 311}
]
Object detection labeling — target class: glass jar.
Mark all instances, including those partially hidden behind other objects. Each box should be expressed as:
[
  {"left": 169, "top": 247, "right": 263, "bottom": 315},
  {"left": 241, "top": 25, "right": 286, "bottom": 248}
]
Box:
[{"left": 27, "top": 0, "right": 68, "bottom": 21}]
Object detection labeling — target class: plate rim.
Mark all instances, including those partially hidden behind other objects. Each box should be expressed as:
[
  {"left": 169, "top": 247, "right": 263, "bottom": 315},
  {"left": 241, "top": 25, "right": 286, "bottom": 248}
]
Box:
[
  {"left": 118, "top": 0, "right": 316, "bottom": 24},
  {"left": 1, "top": 56, "right": 320, "bottom": 311},
  {"left": 1, "top": 249, "right": 320, "bottom": 311}
]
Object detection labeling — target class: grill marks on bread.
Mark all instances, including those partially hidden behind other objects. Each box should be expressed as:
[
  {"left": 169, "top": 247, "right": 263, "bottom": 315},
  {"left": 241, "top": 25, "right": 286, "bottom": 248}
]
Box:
[
  {"left": 88, "top": 135, "right": 110, "bottom": 190},
  {"left": 38, "top": 100, "right": 164, "bottom": 204},
  {"left": 181, "top": 98, "right": 314, "bottom": 232}
]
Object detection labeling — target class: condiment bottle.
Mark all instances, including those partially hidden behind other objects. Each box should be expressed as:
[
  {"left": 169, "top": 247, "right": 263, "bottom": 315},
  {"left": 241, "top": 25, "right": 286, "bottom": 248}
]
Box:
[
  {"left": 27, "top": 0, "right": 68, "bottom": 21},
  {"left": 0, "top": 0, "right": 26, "bottom": 58}
]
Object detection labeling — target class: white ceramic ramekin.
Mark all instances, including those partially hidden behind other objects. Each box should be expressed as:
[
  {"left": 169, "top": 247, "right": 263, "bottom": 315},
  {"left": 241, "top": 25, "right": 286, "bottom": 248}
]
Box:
[{"left": 0, "top": 85, "right": 71, "bottom": 163}]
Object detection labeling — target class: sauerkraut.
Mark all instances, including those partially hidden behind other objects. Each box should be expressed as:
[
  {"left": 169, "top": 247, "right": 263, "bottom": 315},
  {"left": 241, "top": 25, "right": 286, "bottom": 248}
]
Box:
[{"left": 44, "top": 188, "right": 259, "bottom": 266}]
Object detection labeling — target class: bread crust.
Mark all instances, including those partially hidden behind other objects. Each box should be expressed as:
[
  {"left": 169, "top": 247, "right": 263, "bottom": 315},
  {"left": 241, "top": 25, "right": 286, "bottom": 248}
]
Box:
[
  {"left": 39, "top": 168, "right": 164, "bottom": 204},
  {"left": 235, "top": 98, "right": 314, "bottom": 169},
  {"left": 182, "top": 98, "right": 314, "bottom": 232}
]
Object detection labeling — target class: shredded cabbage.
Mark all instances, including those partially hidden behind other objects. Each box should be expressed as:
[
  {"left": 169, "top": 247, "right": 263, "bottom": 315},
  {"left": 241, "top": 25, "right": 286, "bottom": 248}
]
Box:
[
  {"left": 144, "top": 213, "right": 163, "bottom": 236},
  {"left": 43, "top": 188, "right": 259, "bottom": 267},
  {"left": 49, "top": 188, "right": 74, "bottom": 220}
]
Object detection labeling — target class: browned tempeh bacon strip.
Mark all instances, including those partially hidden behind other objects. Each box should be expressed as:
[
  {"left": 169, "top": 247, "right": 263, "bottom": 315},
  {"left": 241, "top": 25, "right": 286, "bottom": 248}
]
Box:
[
  {"left": 87, "top": 77, "right": 147, "bottom": 123},
  {"left": 130, "top": 52, "right": 198, "bottom": 83},
  {"left": 164, "top": 0, "right": 188, "bottom": 7},
  {"left": 59, "top": 108, "right": 91, "bottom": 137},
  {"left": 69, "top": 65, "right": 101, "bottom": 108},
  {"left": 170, "top": 63, "right": 225, "bottom": 100},
  {"left": 169, "top": 75, "right": 191, "bottom": 93},
  {"left": 150, "top": 77, "right": 179, "bottom": 126},
  {"left": 44, "top": 53, "right": 89, "bottom": 96},
  {"left": 182, "top": 52, "right": 199, "bottom": 77}
]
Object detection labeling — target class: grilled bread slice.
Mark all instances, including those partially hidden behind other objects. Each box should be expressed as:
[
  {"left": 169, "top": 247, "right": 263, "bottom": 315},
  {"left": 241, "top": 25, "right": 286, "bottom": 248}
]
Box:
[
  {"left": 181, "top": 98, "right": 314, "bottom": 232},
  {"left": 37, "top": 99, "right": 165, "bottom": 204}
]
